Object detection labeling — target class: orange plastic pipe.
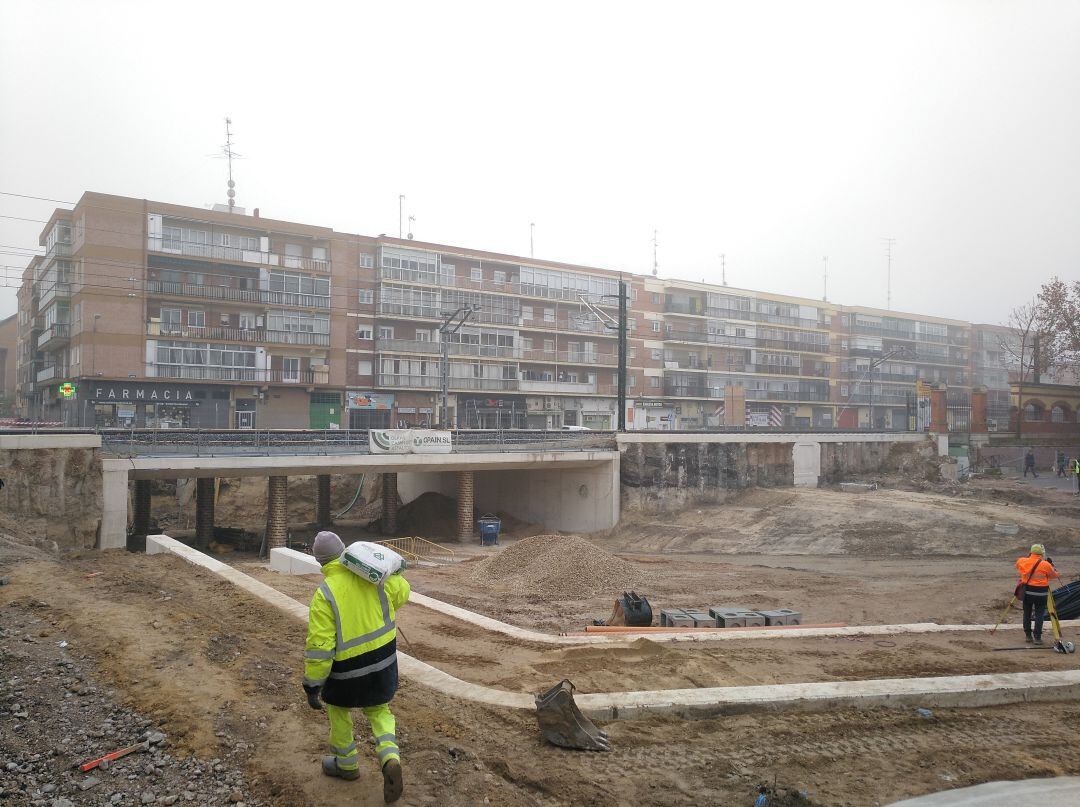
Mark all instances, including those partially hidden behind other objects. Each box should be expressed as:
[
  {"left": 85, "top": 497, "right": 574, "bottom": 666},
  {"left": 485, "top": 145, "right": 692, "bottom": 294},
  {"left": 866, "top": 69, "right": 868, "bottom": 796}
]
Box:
[{"left": 580, "top": 622, "right": 846, "bottom": 634}]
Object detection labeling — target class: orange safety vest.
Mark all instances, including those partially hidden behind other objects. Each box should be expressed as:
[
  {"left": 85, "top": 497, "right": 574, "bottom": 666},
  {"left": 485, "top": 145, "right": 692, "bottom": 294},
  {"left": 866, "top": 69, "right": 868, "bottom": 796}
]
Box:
[{"left": 1016, "top": 554, "right": 1059, "bottom": 589}]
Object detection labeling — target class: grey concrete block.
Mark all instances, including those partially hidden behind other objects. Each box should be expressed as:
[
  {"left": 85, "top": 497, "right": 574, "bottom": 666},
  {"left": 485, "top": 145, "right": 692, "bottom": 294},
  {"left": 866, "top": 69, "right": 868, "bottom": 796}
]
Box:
[
  {"left": 756, "top": 609, "right": 802, "bottom": 626},
  {"left": 839, "top": 482, "right": 877, "bottom": 493},
  {"left": 709, "top": 607, "right": 765, "bottom": 628},
  {"left": 660, "top": 609, "right": 696, "bottom": 628},
  {"left": 684, "top": 609, "right": 715, "bottom": 628}
]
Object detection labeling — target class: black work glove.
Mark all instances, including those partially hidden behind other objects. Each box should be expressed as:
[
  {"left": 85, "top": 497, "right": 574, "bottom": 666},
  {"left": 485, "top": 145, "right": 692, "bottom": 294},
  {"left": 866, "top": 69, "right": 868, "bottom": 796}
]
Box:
[{"left": 303, "top": 684, "right": 323, "bottom": 711}]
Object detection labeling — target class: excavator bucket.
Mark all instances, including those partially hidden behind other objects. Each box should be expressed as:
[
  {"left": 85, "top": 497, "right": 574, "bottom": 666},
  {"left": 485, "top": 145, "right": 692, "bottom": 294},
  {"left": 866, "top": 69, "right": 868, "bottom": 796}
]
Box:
[{"left": 535, "top": 680, "right": 612, "bottom": 752}]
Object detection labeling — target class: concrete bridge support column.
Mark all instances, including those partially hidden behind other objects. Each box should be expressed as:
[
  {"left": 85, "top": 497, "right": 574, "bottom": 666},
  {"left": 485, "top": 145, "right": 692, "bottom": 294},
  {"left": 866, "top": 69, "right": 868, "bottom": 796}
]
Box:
[
  {"left": 129, "top": 479, "right": 152, "bottom": 553},
  {"left": 195, "top": 478, "right": 215, "bottom": 549},
  {"left": 316, "top": 475, "right": 332, "bottom": 529},
  {"left": 267, "top": 476, "right": 288, "bottom": 549},
  {"left": 382, "top": 472, "right": 398, "bottom": 534},
  {"left": 457, "top": 471, "right": 474, "bottom": 541}
]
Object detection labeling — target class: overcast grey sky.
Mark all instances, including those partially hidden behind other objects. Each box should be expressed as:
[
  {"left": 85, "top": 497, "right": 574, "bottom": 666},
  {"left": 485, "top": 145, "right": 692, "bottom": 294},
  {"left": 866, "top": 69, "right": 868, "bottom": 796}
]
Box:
[{"left": 1, "top": 0, "right": 1078, "bottom": 322}]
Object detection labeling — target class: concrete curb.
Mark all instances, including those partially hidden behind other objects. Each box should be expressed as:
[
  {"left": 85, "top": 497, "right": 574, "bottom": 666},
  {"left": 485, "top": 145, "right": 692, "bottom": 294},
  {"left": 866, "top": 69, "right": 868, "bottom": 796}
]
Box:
[
  {"left": 151, "top": 536, "right": 1080, "bottom": 721},
  {"left": 269, "top": 547, "right": 1077, "bottom": 645}
]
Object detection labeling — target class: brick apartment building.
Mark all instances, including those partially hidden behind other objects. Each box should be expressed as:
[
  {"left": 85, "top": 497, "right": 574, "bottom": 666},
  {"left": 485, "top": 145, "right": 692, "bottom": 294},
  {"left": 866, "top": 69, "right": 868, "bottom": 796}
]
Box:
[{"left": 12, "top": 191, "right": 1021, "bottom": 431}]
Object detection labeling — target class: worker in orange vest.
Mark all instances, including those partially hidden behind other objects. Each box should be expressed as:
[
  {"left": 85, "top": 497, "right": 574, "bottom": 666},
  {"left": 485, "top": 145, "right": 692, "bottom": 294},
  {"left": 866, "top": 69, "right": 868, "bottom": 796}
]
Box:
[{"left": 1015, "top": 544, "right": 1060, "bottom": 644}]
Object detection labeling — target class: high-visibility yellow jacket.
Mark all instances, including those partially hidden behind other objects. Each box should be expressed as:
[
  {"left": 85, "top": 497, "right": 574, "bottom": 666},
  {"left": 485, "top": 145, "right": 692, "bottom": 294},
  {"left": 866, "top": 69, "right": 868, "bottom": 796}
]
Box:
[{"left": 304, "top": 559, "right": 410, "bottom": 707}]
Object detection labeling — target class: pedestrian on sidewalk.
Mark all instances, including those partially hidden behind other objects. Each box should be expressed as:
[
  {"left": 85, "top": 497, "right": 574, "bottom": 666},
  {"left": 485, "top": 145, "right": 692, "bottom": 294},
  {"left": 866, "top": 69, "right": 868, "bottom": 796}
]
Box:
[
  {"left": 302, "top": 531, "right": 410, "bottom": 803},
  {"left": 1023, "top": 449, "right": 1039, "bottom": 478},
  {"left": 1015, "top": 544, "right": 1059, "bottom": 645},
  {"left": 1056, "top": 450, "right": 1067, "bottom": 478}
]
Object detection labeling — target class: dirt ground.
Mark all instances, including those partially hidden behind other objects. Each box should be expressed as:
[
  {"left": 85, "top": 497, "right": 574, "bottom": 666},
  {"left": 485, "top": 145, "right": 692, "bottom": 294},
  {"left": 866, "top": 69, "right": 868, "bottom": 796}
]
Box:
[{"left": 3, "top": 475, "right": 1080, "bottom": 806}]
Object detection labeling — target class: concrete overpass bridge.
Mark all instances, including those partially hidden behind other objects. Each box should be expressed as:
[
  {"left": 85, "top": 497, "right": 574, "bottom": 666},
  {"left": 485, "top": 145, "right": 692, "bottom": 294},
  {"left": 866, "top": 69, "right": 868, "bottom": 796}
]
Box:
[{"left": 2, "top": 428, "right": 928, "bottom": 552}]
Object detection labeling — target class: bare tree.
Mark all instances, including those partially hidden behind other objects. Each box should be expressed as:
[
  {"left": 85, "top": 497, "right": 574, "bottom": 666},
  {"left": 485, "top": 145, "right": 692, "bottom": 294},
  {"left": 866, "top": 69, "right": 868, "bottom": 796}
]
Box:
[
  {"left": 1035, "top": 276, "right": 1080, "bottom": 381},
  {"left": 1000, "top": 299, "right": 1058, "bottom": 438}
]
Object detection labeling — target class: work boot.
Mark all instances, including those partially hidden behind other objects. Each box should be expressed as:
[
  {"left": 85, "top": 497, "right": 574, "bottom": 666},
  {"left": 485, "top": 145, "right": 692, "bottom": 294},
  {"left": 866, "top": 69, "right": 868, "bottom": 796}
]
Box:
[
  {"left": 382, "top": 758, "right": 403, "bottom": 803},
  {"left": 1025, "top": 634, "right": 1034, "bottom": 644},
  {"left": 322, "top": 756, "right": 360, "bottom": 781},
  {"left": 1033, "top": 636, "right": 1044, "bottom": 646}
]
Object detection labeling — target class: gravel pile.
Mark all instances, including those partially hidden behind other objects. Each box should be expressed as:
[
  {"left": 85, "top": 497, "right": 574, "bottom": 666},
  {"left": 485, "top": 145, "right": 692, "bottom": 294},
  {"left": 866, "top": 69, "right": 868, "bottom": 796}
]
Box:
[
  {"left": 0, "top": 604, "right": 263, "bottom": 807},
  {"left": 467, "top": 534, "right": 645, "bottom": 597}
]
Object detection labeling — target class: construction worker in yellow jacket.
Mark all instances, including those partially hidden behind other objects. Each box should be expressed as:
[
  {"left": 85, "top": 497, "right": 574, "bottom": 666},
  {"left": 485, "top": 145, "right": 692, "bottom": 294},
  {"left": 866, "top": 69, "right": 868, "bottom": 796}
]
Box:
[{"left": 303, "top": 531, "right": 410, "bottom": 803}]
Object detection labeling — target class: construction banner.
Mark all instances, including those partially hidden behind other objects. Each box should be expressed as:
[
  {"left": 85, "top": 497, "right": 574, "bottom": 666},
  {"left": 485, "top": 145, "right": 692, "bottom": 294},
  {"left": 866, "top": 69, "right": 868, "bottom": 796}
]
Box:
[{"left": 369, "top": 429, "right": 453, "bottom": 454}]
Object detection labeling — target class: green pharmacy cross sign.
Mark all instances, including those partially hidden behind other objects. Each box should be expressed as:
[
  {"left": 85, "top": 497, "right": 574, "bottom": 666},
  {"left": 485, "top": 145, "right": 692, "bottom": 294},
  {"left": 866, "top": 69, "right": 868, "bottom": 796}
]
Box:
[{"left": 58, "top": 382, "right": 77, "bottom": 399}]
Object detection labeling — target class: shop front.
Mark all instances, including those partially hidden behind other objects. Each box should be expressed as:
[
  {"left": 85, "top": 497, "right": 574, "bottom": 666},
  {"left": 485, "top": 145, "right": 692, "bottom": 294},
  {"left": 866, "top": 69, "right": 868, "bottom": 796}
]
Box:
[
  {"left": 560, "top": 396, "right": 617, "bottom": 430},
  {"left": 86, "top": 380, "right": 231, "bottom": 428},
  {"left": 457, "top": 394, "right": 527, "bottom": 429},
  {"left": 391, "top": 391, "right": 435, "bottom": 428},
  {"left": 347, "top": 391, "right": 395, "bottom": 430},
  {"left": 631, "top": 399, "right": 675, "bottom": 430}
]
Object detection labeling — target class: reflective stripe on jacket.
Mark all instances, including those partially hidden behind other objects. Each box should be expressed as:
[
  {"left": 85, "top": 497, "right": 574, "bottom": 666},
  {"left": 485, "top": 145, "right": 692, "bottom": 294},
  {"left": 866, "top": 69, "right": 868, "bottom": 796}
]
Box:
[
  {"left": 304, "top": 559, "right": 410, "bottom": 688},
  {"left": 1016, "top": 554, "right": 1059, "bottom": 590}
]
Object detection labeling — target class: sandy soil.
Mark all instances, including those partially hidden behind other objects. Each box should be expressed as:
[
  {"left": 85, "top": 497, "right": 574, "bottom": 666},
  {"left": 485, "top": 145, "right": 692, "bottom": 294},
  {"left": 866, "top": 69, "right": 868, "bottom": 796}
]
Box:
[{"left": 5, "top": 550, "right": 1080, "bottom": 807}]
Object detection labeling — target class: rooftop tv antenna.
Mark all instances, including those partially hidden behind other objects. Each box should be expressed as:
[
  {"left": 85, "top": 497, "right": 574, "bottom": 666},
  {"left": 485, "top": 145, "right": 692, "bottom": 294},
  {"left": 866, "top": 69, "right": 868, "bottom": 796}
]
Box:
[
  {"left": 883, "top": 237, "right": 896, "bottom": 309},
  {"left": 652, "top": 229, "right": 659, "bottom": 277},
  {"left": 720, "top": 253, "right": 727, "bottom": 286},
  {"left": 407, "top": 214, "right": 415, "bottom": 240},
  {"left": 209, "top": 117, "right": 242, "bottom": 211}
]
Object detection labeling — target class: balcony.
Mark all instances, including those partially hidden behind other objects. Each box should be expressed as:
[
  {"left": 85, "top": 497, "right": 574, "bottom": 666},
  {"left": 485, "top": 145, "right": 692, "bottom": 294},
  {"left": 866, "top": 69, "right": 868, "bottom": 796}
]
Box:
[
  {"left": 148, "top": 238, "right": 331, "bottom": 273},
  {"left": 39, "top": 282, "right": 71, "bottom": 308},
  {"left": 36, "top": 364, "right": 64, "bottom": 383},
  {"left": 706, "top": 307, "right": 823, "bottom": 330},
  {"left": 844, "top": 370, "right": 916, "bottom": 383},
  {"left": 745, "top": 388, "right": 829, "bottom": 402},
  {"left": 664, "top": 384, "right": 723, "bottom": 399},
  {"left": 376, "top": 265, "right": 617, "bottom": 305},
  {"left": 375, "top": 375, "right": 519, "bottom": 392},
  {"left": 37, "top": 323, "right": 70, "bottom": 350},
  {"left": 376, "top": 338, "right": 532, "bottom": 360},
  {"left": 521, "top": 349, "right": 618, "bottom": 366},
  {"left": 46, "top": 242, "right": 72, "bottom": 260},
  {"left": 518, "top": 379, "right": 598, "bottom": 395},
  {"left": 147, "top": 323, "right": 330, "bottom": 347},
  {"left": 665, "top": 300, "right": 707, "bottom": 316},
  {"left": 148, "top": 365, "right": 320, "bottom": 384},
  {"left": 146, "top": 280, "right": 330, "bottom": 309},
  {"left": 377, "top": 301, "right": 523, "bottom": 327},
  {"left": 745, "top": 364, "right": 802, "bottom": 376}
]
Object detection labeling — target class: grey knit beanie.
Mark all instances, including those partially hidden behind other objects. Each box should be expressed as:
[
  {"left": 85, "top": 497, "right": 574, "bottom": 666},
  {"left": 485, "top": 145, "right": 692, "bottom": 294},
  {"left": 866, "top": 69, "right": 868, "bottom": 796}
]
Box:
[{"left": 312, "top": 531, "right": 345, "bottom": 564}]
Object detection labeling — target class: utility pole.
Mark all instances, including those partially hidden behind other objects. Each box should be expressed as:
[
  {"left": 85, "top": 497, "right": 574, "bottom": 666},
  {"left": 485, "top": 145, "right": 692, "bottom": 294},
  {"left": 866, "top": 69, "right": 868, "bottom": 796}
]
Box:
[
  {"left": 617, "top": 280, "right": 628, "bottom": 431},
  {"left": 399, "top": 195, "right": 405, "bottom": 239},
  {"left": 883, "top": 237, "right": 896, "bottom": 310},
  {"left": 439, "top": 305, "right": 479, "bottom": 428}
]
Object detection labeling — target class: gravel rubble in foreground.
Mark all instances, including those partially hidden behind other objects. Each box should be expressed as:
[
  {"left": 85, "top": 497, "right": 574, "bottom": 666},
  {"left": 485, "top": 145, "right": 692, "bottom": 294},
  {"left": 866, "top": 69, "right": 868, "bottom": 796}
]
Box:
[{"left": 0, "top": 601, "right": 264, "bottom": 807}]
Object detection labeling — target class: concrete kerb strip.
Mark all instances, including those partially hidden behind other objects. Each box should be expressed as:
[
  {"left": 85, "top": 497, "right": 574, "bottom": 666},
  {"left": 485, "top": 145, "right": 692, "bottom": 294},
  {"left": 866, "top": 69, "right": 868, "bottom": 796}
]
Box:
[
  {"left": 269, "top": 546, "right": 1079, "bottom": 646},
  {"left": 150, "top": 536, "right": 1080, "bottom": 721}
]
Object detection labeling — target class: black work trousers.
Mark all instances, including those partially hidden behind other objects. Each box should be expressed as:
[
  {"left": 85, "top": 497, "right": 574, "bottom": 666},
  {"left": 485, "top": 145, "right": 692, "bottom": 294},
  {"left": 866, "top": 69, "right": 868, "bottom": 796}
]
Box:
[{"left": 1023, "top": 591, "right": 1048, "bottom": 639}]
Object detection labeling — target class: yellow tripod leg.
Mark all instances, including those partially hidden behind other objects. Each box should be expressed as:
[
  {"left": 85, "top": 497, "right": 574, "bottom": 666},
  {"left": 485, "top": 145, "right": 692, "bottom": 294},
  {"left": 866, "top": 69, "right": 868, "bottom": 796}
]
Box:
[{"left": 990, "top": 593, "right": 1018, "bottom": 634}]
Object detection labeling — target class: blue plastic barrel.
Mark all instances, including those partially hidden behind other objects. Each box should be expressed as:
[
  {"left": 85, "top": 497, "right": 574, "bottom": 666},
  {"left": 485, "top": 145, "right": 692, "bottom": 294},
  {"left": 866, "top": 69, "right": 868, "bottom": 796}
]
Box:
[{"left": 477, "top": 515, "right": 501, "bottom": 546}]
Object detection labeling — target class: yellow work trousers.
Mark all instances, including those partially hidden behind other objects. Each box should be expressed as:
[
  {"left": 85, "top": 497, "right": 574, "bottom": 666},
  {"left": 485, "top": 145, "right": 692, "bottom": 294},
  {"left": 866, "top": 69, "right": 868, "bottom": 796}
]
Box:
[{"left": 327, "top": 703, "right": 399, "bottom": 771}]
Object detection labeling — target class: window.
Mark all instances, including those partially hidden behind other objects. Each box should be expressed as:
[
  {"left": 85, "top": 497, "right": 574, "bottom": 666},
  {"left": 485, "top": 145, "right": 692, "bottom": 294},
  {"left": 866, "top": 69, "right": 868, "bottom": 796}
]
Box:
[
  {"left": 521, "top": 337, "right": 533, "bottom": 350},
  {"left": 522, "top": 306, "right": 532, "bottom": 320},
  {"left": 268, "top": 311, "right": 329, "bottom": 333},
  {"left": 360, "top": 253, "right": 375, "bottom": 268},
  {"left": 285, "top": 244, "right": 304, "bottom": 256},
  {"left": 652, "top": 293, "right": 660, "bottom": 305},
  {"left": 650, "top": 377, "right": 660, "bottom": 388},
  {"left": 736, "top": 327, "right": 746, "bottom": 337},
  {"left": 358, "top": 289, "right": 374, "bottom": 305},
  {"left": 238, "top": 313, "right": 256, "bottom": 330},
  {"left": 187, "top": 310, "right": 205, "bottom": 327},
  {"left": 651, "top": 349, "right": 662, "bottom": 360},
  {"left": 378, "top": 326, "right": 394, "bottom": 340},
  {"left": 358, "top": 360, "right": 373, "bottom": 375},
  {"left": 471, "top": 267, "right": 482, "bottom": 282},
  {"left": 415, "top": 330, "right": 430, "bottom": 342},
  {"left": 282, "top": 357, "right": 301, "bottom": 382},
  {"left": 651, "top": 321, "right": 661, "bottom": 333},
  {"left": 162, "top": 226, "right": 182, "bottom": 250},
  {"left": 312, "top": 246, "right": 327, "bottom": 261},
  {"left": 70, "top": 345, "right": 80, "bottom": 366},
  {"left": 628, "top": 376, "right": 636, "bottom": 388},
  {"left": 161, "top": 308, "right": 181, "bottom": 332},
  {"left": 356, "top": 327, "right": 373, "bottom": 340},
  {"left": 543, "top": 339, "right": 555, "bottom": 352},
  {"left": 840, "top": 385, "right": 849, "bottom": 397},
  {"left": 492, "top": 270, "right": 505, "bottom": 284},
  {"left": 502, "top": 364, "right": 516, "bottom": 379},
  {"left": 544, "top": 308, "right": 554, "bottom": 322}
]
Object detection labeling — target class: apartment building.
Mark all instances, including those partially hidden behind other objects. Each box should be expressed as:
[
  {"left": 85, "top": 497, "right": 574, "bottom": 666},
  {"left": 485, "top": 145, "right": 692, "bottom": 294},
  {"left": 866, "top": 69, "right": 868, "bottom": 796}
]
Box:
[
  {"left": 13, "top": 190, "right": 1016, "bottom": 431},
  {"left": 0, "top": 313, "right": 16, "bottom": 413}
]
